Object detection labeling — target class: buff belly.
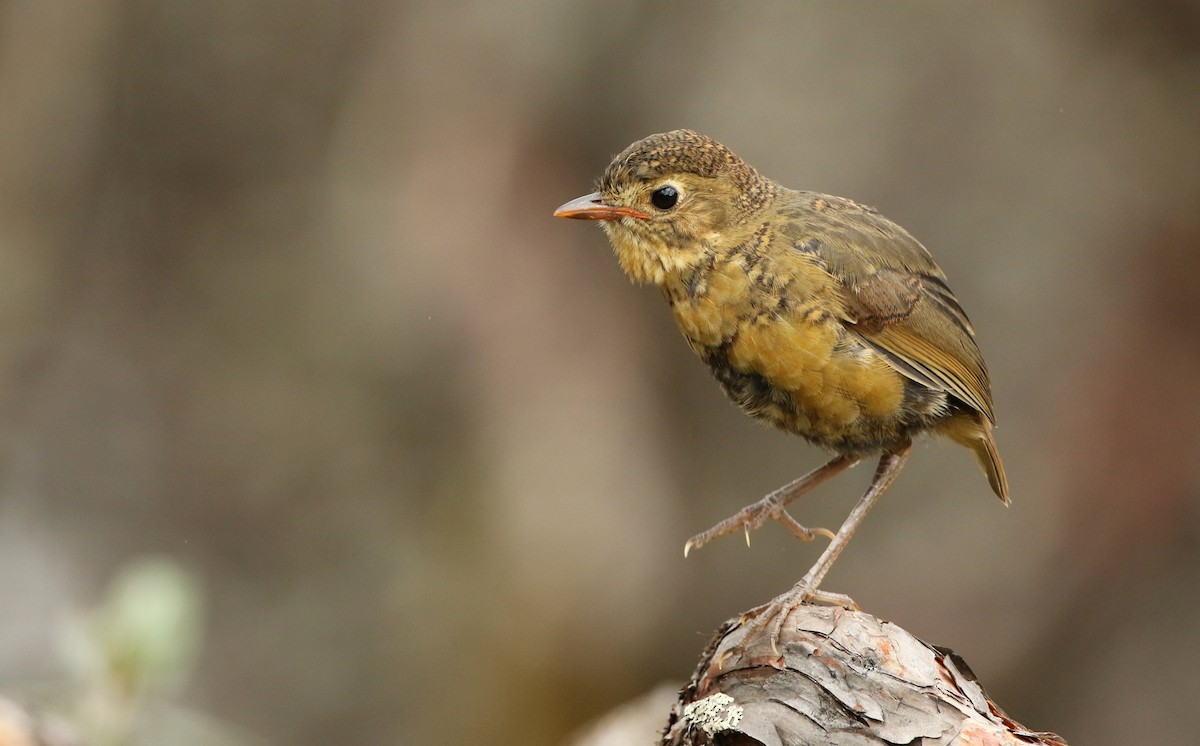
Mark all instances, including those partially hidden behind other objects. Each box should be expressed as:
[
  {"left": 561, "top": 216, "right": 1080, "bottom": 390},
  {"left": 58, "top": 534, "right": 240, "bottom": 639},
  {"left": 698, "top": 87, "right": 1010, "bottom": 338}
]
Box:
[
  {"left": 665, "top": 254, "right": 939, "bottom": 452},
  {"left": 705, "top": 323, "right": 917, "bottom": 451}
]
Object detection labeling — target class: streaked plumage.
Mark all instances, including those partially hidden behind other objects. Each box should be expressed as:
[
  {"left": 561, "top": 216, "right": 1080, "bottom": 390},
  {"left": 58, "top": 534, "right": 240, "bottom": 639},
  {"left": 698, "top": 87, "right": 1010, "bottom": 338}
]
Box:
[{"left": 555, "top": 129, "right": 1007, "bottom": 625}]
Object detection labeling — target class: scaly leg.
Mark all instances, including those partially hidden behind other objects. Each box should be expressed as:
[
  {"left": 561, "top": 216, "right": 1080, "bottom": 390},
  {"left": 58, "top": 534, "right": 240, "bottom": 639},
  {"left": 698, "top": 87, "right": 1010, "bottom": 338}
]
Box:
[
  {"left": 741, "top": 443, "right": 913, "bottom": 653},
  {"left": 684, "top": 453, "right": 861, "bottom": 557}
]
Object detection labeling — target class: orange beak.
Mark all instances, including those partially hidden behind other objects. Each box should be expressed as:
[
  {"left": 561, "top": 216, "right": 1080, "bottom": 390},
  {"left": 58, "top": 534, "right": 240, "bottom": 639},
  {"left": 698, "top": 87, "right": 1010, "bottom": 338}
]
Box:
[{"left": 553, "top": 192, "right": 650, "bottom": 221}]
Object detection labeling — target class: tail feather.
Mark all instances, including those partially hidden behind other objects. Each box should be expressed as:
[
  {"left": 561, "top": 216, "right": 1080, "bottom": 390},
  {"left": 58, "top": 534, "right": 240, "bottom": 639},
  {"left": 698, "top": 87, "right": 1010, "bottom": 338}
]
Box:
[
  {"left": 941, "top": 413, "right": 1009, "bottom": 504},
  {"left": 976, "top": 421, "right": 1009, "bottom": 504}
]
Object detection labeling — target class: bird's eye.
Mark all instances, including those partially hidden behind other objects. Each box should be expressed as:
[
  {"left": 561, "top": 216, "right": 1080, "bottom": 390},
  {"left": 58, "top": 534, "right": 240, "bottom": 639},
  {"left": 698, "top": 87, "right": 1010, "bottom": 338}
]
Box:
[{"left": 650, "top": 185, "right": 679, "bottom": 210}]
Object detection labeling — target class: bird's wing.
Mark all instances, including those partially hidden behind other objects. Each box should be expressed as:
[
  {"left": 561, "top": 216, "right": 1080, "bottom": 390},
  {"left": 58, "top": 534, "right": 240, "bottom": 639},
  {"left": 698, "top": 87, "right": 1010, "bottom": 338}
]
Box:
[{"left": 781, "top": 193, "right": 995, "bottom": 422}]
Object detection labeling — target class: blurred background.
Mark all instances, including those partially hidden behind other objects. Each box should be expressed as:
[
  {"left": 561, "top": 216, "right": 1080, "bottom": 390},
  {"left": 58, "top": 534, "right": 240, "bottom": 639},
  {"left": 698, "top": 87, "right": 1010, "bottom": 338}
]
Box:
[{"left": 0, "top": 1, "right": 1197, "bottom": 744}]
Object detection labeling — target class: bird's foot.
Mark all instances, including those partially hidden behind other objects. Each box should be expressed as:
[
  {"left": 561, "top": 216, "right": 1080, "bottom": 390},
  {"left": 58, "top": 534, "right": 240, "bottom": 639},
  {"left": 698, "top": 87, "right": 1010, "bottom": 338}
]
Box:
[
  {"left": 684, "top": 493, "right": 834, "bottom": 557},
  {"left": 731, "top": 582, "right": 859, "bottom": 660}
]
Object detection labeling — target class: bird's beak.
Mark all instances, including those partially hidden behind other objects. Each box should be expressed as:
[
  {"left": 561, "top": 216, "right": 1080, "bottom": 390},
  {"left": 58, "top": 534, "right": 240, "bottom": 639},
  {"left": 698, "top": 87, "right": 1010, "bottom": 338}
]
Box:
[{"left": 553, "top": 192, "right": 650, "bottom": 221}]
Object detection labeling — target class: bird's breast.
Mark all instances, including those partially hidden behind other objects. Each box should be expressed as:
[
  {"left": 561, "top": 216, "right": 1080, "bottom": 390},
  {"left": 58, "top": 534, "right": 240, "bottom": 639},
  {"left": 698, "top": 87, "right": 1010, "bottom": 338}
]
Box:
[{"left": 666, "top": 257, "right": 915, "bottom": 451}]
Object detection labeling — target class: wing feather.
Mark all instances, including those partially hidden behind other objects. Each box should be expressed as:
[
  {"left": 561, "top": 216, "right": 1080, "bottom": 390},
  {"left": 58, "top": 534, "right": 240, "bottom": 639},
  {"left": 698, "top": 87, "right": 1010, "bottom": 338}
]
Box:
[{"left": 779, "top": 192, "right": 996, "bottom": 422}]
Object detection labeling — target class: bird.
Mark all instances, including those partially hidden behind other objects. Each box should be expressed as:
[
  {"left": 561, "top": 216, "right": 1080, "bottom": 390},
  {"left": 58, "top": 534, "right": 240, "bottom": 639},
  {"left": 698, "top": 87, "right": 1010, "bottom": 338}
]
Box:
[{"left": 554, "top": 129, "right": 1007, "bottom": 642}]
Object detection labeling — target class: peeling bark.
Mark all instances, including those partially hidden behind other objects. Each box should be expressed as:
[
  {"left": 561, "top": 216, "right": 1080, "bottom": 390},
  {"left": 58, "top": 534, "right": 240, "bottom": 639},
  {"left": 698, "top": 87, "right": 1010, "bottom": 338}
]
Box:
[{"left": 663, "top": 605, "right": 1066, "bottom": 746}]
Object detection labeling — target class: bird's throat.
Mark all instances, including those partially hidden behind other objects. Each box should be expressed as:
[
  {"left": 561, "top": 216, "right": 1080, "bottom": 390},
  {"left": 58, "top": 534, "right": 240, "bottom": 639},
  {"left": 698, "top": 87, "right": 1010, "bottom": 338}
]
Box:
[{"left": 603, "top": 222, "right": 709, "bottom": 287}]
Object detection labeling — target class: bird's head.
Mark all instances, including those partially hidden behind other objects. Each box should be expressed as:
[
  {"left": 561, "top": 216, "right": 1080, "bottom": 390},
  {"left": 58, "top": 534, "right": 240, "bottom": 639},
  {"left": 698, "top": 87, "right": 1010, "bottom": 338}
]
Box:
[{"left": 554, "top": 130, "right": 774, "bottom": 285}]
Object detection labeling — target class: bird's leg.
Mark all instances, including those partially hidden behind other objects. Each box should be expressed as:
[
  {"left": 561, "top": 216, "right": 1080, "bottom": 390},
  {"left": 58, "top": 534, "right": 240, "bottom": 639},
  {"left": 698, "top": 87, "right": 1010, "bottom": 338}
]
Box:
[
  {"left": 684, "top": 454, "right": 861, "bottom": 557},
  {"left": 743, "top": 443, "right": 913, "bottom": 653},
  {"left": 790, "top": 444, "right": 911, "bottom": 596}
]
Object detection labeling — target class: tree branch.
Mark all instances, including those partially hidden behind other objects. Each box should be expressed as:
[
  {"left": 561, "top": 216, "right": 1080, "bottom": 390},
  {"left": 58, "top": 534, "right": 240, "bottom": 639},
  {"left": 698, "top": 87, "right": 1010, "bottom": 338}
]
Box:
[{"left": 662, "top": 605, "right": 1067, "bottom": 746}]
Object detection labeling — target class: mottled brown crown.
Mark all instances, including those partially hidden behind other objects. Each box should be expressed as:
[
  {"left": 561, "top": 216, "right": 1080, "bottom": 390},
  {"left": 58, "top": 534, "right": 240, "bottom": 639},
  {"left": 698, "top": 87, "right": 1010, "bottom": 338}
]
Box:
[{"left": 599, "top": 129, "right": 775, "bottom": 218}]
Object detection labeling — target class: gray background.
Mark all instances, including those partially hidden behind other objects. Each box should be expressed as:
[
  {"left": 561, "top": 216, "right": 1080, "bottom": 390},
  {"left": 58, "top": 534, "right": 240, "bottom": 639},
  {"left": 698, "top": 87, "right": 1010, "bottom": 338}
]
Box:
[{"left": 0, "top": 2, "right": 1197, "bottom": 744}]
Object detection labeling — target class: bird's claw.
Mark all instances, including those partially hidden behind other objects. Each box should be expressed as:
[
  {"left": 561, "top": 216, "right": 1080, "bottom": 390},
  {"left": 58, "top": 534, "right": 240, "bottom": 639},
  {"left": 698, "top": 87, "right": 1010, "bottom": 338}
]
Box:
[
  {"left": 683, "top": 502, "right": 832, "bottom": 557},
  {"left": 727, "top": 584, "right": 860, "bottom": 655}
]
